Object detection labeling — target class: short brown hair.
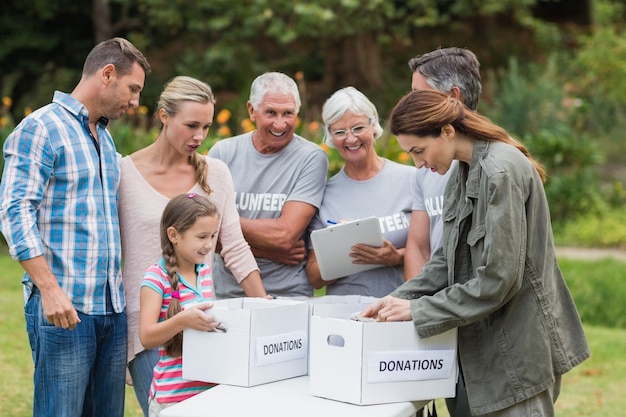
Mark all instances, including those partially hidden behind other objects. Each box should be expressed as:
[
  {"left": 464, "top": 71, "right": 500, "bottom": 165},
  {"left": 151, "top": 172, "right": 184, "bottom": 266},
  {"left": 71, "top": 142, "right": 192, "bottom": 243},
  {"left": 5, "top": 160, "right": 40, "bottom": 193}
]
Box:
[{"left": 82, "top": 37, "right": 151, "bottom": 77}]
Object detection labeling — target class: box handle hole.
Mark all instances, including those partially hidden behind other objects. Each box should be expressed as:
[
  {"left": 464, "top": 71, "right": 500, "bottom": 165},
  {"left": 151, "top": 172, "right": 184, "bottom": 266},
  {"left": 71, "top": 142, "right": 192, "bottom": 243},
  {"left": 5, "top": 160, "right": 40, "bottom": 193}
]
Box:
[{"left": 327, "top": 334, "right": 345, "bottom": 347}]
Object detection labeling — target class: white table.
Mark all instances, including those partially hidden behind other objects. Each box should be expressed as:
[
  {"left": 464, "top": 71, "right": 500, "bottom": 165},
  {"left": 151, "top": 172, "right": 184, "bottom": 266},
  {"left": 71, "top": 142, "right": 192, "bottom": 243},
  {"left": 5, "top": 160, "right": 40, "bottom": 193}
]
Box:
[{"left": 160, "top": 375, "right": 429, "bottom": 417}]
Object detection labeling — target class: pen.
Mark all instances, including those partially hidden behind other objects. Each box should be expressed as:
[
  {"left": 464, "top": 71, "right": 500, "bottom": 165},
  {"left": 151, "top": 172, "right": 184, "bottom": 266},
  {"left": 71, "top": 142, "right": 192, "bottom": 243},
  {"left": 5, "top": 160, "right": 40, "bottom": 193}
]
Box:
[{"left": 326, "top": 219, "right": 337, "bottom": 225}]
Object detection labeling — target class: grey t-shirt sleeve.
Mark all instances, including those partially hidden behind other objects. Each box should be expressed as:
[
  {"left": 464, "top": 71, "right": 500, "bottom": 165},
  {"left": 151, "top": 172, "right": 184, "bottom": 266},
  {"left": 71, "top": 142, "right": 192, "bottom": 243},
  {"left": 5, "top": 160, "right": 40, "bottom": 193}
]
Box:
[
  {"left": 411, "top": 169, "right": 426, "bottom": 211},
  {"left": 286, "top": 146, "right": 329, "bottom": 208}
]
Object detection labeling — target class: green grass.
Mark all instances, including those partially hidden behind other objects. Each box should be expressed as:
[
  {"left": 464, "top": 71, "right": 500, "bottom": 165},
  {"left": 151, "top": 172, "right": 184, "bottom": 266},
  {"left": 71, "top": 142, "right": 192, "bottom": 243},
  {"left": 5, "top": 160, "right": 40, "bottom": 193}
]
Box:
[
  {"left": 433, "top": 325, "right": 626, "bottom": 416},
  {"left": 1, "top": 252, "right": 625, "bottom": 417},
  {"left": 559, "top": 258, "right": 626, "bottom": 328},
  {"left": 0, "top": 253, "right": 143, "bottom": 417}
]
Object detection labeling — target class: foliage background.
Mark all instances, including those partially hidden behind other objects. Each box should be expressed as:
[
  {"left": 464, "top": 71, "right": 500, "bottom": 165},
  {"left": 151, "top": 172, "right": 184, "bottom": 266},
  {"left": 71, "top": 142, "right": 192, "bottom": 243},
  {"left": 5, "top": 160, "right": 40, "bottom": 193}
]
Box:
[
  {"left": 1, "top": 4, "right": 625, "bottom": 415},
  {"left": 0, "top": 0, "right": 625, "bottom": 240}
]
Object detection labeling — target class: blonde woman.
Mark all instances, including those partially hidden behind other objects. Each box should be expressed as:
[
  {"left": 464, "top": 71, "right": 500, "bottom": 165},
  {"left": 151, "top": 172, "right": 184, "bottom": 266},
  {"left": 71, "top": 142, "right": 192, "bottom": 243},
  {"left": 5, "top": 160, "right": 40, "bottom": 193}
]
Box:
[{"left": 119, "top": 76, "right": 266, "bottom": 415}]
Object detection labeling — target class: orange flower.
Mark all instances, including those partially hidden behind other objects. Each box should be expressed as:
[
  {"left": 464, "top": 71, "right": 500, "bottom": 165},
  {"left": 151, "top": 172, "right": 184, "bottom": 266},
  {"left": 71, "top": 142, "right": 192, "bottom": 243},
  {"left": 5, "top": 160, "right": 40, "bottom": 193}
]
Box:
[
  {"left": 320, "top": 143, "right": 330, "bottom": 153},
  {"left": 294, "top": 71, "right": 304, "bottom": 81},
  {"left": 24, "top": 107, "right": 32, "bottom": 116},
  {"left": 240, "top": 118, "right": 255, "bottom": 133},
  {"left": 138, "top": 105, "right": 149, "bottom": 115},
  {"left": 308, "top": 121, "right": 320, "bottom": 132},
  {"left": 216, "top": 108, "right": 231, "bottom": 125},
  {"left": 217, "top": 125, "right": 232, "bottom": 137},
  {"left": 0, "top": 116, "right": 7, "bottom": 127},
  {"left": 2, "top": 96, "right": 12, "bottom": 108},
  {"left": 397, "top": 152, "right": 410, "bottom": 163}
]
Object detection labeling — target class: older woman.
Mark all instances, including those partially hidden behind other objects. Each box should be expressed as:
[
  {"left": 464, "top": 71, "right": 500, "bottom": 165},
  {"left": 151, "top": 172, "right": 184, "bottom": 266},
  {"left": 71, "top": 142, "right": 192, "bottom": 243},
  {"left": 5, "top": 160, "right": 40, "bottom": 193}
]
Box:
[
  {"left": 305, "top": 86, "right": 415, "bottom": 297},
  {"left": 363, "top": 90, "right": 590, "bottom": 417}
]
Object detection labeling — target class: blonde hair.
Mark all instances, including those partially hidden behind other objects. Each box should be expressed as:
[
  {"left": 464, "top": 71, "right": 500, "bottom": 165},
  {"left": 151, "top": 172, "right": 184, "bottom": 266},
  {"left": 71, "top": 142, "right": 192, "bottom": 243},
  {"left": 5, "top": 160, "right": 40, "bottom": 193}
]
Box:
[
  {"left": 157, "top": 76, "right": 217, "bottom": 195},
  {"left": 160, "top": 193, "right": 219, "bottom": 357}
]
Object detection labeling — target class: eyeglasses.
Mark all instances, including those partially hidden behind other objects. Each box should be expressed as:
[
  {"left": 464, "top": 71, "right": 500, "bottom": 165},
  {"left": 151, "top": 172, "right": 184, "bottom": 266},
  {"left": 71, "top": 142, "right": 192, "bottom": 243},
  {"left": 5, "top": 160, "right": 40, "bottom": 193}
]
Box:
[{"left": 330, "top": 124, "right": 370, "bottom": 140}]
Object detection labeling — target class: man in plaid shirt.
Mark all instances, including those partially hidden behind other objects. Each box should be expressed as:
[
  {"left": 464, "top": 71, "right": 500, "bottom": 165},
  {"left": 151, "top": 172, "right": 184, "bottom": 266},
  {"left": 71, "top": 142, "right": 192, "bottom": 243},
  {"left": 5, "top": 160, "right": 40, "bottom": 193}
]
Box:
[{"left": 0, "top": 38, "right": 150, "bottom": 417}]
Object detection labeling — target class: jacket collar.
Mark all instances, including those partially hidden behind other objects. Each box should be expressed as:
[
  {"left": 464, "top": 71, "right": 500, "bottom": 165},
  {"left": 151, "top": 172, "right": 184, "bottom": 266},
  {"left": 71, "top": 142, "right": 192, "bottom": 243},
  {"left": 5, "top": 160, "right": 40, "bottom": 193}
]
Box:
[{"left": 465, "top": 140, "right": 491, "bottom": 199}]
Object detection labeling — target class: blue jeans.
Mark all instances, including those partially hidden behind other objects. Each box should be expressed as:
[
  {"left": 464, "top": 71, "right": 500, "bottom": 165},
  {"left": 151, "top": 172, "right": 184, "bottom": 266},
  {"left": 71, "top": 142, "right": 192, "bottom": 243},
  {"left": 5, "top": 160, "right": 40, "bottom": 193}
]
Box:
[
  {"left": 25, "top": 289, "right": 127, "bottom": 417},
  {"left": 128, "top": 348, "right": 159, "bottom": 417}
]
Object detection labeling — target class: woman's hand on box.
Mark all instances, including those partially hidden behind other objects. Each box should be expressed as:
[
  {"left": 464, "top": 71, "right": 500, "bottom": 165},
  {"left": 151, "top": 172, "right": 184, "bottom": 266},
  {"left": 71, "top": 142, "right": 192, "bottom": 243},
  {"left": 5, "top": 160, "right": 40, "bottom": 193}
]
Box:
[{"left": 361, "top": 296, "right": 412, "bottom": 322}]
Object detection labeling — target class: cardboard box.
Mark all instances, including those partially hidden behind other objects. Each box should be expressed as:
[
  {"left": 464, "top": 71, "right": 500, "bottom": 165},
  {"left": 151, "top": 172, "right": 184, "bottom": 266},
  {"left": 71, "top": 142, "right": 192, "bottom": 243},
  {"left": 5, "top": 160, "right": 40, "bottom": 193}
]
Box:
[
  {"left": 182, "top": 297, "right": 309, "bottom": 387},
  {"left": 305, "top": 295, "right": 378, "bottom": 317},
  {"left": 309, "top": 315, "right": 458, "bottom": 405},
  {"left": 291, "top": 295, "right": 379, "bottom": 373}
]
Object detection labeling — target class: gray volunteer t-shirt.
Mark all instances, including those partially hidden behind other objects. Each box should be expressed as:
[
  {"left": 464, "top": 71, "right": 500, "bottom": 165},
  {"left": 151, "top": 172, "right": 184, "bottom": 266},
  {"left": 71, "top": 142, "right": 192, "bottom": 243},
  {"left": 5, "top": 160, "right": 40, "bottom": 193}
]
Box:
[
  {"left": 208, "top": 132, "right": 328, "bottom": 298},
  {"left": 309, "top": 159, "right": 415, "bottom": 297},
  {"left": 410, "top": 160, "right": 458, "bottom": 253}
]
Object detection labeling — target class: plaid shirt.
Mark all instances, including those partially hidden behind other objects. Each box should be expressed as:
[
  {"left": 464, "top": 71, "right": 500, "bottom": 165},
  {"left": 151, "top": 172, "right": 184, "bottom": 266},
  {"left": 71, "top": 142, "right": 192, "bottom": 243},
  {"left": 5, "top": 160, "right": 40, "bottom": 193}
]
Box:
[{"left": 0, "top": 91, "right": 124, "bottom": 314}]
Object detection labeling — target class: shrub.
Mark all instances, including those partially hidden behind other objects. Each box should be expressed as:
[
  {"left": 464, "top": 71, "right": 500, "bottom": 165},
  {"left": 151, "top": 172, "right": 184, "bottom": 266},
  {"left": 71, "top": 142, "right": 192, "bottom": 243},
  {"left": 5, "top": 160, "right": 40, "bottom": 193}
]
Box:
[
  {"left": 483, "top": 55, "right": 609, "bottom": 223},
  {"left": 522, "top": 128, "right": 606, "bottom": 222},
  {"left": 108, "top": 121, "right": 157, "bottom": 157},
  {"left": 556, "top": 208, "right": 626, "bottom": 249},
  {"left": 0, "top": 97, "right": 15, "bottom": 176},
  {"left": 561, "top": 257, "right": 626, "bottom": 328}
]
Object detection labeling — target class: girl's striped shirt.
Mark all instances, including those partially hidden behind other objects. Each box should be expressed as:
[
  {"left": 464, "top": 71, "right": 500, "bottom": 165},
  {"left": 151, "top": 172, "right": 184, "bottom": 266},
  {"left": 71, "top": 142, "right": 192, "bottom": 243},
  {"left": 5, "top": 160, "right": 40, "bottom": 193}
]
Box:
[{"left": 141, "top": 257, "right": 217, "bottom": 404}]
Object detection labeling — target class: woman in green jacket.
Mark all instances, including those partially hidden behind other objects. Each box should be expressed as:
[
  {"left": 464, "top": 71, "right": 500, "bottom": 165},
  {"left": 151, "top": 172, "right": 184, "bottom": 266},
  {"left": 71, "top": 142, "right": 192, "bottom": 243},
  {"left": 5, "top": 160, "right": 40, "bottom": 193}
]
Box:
[{"left": 363, "top": 90, "right": 590, "bottom": 416}]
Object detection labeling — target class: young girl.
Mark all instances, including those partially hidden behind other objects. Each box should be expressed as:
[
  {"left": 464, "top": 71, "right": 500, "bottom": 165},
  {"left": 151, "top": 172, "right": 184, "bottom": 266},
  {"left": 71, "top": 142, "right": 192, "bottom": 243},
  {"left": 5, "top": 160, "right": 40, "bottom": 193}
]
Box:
[{"left": 139, "top": 193, "right": 222, "bottom": 417}]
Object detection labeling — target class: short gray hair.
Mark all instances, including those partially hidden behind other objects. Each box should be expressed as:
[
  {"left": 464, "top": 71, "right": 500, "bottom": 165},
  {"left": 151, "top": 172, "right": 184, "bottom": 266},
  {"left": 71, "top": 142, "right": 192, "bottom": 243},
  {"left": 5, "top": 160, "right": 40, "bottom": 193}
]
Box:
[
  {"left": 321, "top": 86, "right": 384, "bottom": 148},
  {"left": 408, "top": 47, "right": 481, "bottom": 110},
  {"left": 249, "top": 72, "right": 301, "bottom": 112}
]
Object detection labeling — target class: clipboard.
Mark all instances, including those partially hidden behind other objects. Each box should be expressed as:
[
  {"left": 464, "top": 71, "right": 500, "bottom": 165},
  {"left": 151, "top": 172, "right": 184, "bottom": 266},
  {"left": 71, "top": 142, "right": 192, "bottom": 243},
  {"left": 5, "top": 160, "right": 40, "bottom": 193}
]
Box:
[{"left": 310, "top": 217, "right": 384, "bottom": 281}]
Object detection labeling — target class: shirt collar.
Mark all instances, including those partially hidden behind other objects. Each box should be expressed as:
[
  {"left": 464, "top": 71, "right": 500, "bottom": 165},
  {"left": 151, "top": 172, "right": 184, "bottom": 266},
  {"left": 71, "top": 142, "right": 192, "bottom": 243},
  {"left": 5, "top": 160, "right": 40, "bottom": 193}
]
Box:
[{"left": 52, "top": 90, "right": 110, "bottom": 128}]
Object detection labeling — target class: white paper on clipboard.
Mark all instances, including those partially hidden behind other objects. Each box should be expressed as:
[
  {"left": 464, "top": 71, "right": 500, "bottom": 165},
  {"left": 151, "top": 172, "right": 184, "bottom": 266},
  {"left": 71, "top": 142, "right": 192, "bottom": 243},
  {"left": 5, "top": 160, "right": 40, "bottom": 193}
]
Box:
[{"left": 310, "top": 217, "right": 384, "bottom": 281}]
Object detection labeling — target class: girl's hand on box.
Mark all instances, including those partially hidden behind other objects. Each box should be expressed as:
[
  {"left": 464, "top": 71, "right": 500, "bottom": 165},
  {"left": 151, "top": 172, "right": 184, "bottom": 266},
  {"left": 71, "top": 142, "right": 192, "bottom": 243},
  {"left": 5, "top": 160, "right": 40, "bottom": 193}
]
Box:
[{"left": 182, "top": 302, "right": 220, "bottom": 332}]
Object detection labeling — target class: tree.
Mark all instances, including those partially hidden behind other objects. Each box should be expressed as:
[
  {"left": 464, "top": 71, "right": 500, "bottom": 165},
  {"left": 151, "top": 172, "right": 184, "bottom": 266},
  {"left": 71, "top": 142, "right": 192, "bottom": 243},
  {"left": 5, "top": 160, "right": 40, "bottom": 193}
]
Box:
[
  {"left": 1, "top": 0, "right": 579, "bottom": 119},
  {"left": 0, "top": 0, "right": 142, "bottom": 120},
  {"left": 124, "top": 0, "right": 561, "bottom": 112},
  {"left": 0, "top": 2, "right": 90, "bottom": 119}
]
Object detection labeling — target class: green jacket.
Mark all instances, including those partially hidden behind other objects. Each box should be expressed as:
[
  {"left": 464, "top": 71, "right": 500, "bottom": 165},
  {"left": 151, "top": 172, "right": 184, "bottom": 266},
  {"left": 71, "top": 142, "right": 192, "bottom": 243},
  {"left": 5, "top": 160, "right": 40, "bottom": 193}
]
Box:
[{"left": 393, "top": 140, "right": 590, "bottom": 415}]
